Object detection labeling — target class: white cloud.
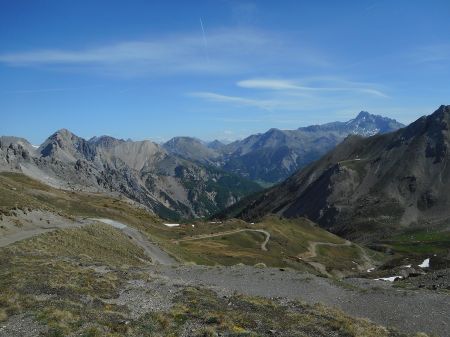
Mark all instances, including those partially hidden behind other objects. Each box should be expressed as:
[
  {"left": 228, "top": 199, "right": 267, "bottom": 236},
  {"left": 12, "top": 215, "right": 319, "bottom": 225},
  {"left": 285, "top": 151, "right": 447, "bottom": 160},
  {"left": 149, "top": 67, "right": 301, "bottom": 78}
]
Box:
[
  {"left": 189, "top": 77, "right": 388, "bottom": 112},
  {"left": 189, "top": 92, "right": 275, "bottom": 110},
  {"left": 237, "top": 79, "right": 300, "bottom": 90},
  {"left": 190, "top": 75, "right": 390, "bottom": 114},
  {"left": 237, "top": 77, "right": 388, "bottom": 97}
]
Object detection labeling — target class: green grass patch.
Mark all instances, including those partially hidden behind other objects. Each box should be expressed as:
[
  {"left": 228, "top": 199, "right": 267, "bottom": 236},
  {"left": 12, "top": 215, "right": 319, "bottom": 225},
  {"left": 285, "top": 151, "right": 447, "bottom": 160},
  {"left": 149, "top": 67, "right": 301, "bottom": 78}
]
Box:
[
  {"left": 168, "top": 216, "right": 380, "bottom": 275},
  {"left": 12, "top": 223, "right": 150, "bottom": 267},
  {"left": 314, "top": 244, "right": 365, "bottom": 272},
  {"left": 382, "top": 229, "right": 450, "bottom": 255}
]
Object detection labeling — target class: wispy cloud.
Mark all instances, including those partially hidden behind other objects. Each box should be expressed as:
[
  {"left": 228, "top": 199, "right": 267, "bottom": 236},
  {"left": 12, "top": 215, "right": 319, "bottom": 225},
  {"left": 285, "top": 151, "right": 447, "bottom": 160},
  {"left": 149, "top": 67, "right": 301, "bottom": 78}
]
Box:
[
  {"left": 409, "top": 44, "right": 450, "bottom": 64},
  {"left": 189, "top": 92, "right": 275, "bottom": 109},
  {"left": 237, "top": 79, "right": 300, "bottom": 90},
  {"left": 190, "top": 76, "right": 389, "bottom": 113},
  {"left": 237, "top": 77, "right": 388, "bottom": 97},
  {"left": 0, "top": 28, "right": 329, "bottom": 77},
  {"left": 190, "top": 90, "right": 360, "bottom": 112}
]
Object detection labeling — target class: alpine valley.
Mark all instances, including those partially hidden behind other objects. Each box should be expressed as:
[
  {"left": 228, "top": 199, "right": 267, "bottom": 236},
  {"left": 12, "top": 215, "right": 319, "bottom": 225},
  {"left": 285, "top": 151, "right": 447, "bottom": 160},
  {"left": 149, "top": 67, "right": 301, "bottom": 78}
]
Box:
[
  {"left": 2, "top": 3, "right": 449, "bottom": 336},
  {"left": 1, "top": 107, "right": 449, "bottom": 337}
]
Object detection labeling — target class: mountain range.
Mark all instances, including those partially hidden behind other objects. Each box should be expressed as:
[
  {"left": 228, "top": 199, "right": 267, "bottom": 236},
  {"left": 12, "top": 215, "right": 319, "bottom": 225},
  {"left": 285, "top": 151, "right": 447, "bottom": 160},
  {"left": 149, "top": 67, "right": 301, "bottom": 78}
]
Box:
[
  {"left": 0, "top": 129, "right": 261, "bottom": 219},
  {"left": 0, "top": 111, "right": 404, "bottom": 221},
  {"left": 163, "top": 111, "right": 404, "bottom": 184},
  {"left": 221, "top": 105, "right": 450, "bottom": 242}
]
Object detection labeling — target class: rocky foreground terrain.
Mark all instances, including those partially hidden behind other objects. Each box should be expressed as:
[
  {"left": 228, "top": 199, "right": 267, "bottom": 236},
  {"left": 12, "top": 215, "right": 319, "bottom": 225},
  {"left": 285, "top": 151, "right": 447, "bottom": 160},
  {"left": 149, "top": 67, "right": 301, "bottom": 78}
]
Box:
[{"left": 1, "top": 246, "right": 448, "bottom": 337}]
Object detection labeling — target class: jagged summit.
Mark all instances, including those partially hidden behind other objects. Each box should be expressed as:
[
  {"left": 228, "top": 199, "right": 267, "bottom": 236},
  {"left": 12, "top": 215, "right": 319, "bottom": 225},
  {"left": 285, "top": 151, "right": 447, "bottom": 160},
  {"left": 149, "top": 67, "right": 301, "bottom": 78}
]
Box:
[
  {"left": 38, "top": 129, "right": 95, "bottom": 162},
  {"left": 428, "top": 104, "right": 450, "bottom": 121},
  {"left": 89, "top": 135, "right": 125, "bottom": 149},
  {"left": 356, "top": 111, "right": 371, "bottom": 118}
]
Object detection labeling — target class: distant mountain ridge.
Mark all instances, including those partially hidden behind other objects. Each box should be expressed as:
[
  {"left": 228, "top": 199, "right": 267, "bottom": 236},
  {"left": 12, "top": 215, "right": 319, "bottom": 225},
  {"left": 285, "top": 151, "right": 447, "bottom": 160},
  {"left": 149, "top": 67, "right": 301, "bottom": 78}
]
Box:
[
  {"left": 0, "top": 110, "right": 404, "bottom": 220},
  {"left": 0, "top": 130, "right": 261, "bottom": 219},
  {"left": 301, "top": 111, "right": 404, "bottom": 136},
  {"left": 164, "top": 111, "right": 404, "bottom": 184},
  {"left": 162, "top": 136, "right": 220, "bottom": 165},
  {"left": 220, "top": 105, "right": 450, "bottom": 242}
]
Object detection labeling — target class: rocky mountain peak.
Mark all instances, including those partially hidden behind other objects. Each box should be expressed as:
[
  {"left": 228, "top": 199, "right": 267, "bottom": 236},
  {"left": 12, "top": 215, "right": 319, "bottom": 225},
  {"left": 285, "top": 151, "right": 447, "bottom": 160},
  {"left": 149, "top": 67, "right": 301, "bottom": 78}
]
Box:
[
  {"left": 52, "top": 128, "right": 78, "bottom": 141},
  {"left": 346, "top": 111, "right": 404, "bottom": 136},
  {"left": 355, "top": 111, "right": 371, "bottom": 119},
  {"left": 89, "top": 135, "right": 125, "bottom": 149},
  {"left": 39, "top": 129, "right": 96, "bottom": 162},
  {"left": 207, "top": 140, "right": 225, "bottom": 150},
  {"left": 428, "top": 105, "right": 450, "bottom": 124},
  {"left": 165, "top": 136, "right": 202, "bottom": 146}
]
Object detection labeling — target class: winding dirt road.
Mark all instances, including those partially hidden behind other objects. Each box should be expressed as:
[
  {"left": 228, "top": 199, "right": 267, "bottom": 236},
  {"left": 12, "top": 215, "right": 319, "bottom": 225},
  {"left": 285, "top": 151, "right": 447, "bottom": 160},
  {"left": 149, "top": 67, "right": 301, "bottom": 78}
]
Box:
[
  {"left": 299, "top": 240, "right": 352, "bottom": 259},
  {"left": 174, "top": 229, "right": 271, "bottom": 251},
  {"left": 297, "top": 240, "right": 374, "bottom": 277}
]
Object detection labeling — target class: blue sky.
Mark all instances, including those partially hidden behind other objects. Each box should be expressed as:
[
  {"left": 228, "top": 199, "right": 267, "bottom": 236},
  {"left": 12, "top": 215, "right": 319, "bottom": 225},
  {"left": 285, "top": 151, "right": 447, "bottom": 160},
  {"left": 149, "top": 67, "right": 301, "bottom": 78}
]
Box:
[{"left": 0, "top": 0, "right": 449, "bottom": 144}]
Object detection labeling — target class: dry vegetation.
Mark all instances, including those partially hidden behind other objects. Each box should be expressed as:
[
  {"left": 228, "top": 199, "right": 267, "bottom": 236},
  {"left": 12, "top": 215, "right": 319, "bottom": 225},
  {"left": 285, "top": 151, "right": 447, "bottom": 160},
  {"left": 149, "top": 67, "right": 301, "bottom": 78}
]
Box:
[
  {"left": 0, "top": 229, "right": 425, "bottom": 337},
  {"left": 0, "top": 172, "right": 433, "bottom": 336},
  {"left": 0, "top": 224, "right": 149, "bottom": 336}
]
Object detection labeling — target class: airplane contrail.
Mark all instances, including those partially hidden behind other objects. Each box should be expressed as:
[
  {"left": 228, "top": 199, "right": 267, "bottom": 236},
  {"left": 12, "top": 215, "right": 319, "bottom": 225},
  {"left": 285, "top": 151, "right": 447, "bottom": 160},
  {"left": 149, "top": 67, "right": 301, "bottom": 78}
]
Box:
[{"left": 199, "top": 17, "right": 210, "bottom": 64}]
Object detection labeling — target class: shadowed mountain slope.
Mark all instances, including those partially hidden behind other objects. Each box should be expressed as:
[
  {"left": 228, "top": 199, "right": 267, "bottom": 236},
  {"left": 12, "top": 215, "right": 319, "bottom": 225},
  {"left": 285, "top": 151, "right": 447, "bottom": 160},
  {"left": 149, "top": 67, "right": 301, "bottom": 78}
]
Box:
[{"left": 221, "top": 106, "right": 450, "bottom": 242}]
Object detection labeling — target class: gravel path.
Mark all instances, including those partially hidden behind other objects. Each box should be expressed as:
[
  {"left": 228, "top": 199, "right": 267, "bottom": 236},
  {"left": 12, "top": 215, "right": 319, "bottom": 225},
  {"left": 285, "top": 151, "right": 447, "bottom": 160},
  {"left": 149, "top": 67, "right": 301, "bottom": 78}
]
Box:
[
  {"left": 150, "top": 264, "right": 450, "bottom": 337},
  {"left": 0, "top": 314, "right": 46, "bottom": 337},
  {"left": 0, "top": 214, "right": 177, "bottom": 265},
  {"left": 0, "top": 210, "right": 83, "bottom": 247}
]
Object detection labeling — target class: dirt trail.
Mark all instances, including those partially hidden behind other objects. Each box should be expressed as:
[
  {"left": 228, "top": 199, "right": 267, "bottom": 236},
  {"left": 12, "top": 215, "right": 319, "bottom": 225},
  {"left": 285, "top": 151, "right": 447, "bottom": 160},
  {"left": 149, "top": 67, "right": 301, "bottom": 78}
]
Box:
[
  {"left": 298, "top": 240, "right": 374, "bottom": 277},
  {"left": 174, "top": 229, "right": 271, "bottom": 251},
  {"left": 0, "top": 228, "right": 66, "bottom": 247},
  {"left": 0, "top": 210, "right": 84, "bottom": 248},
  {"left": 299, "top": 240, "right": 352, "bottom": 259}
]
